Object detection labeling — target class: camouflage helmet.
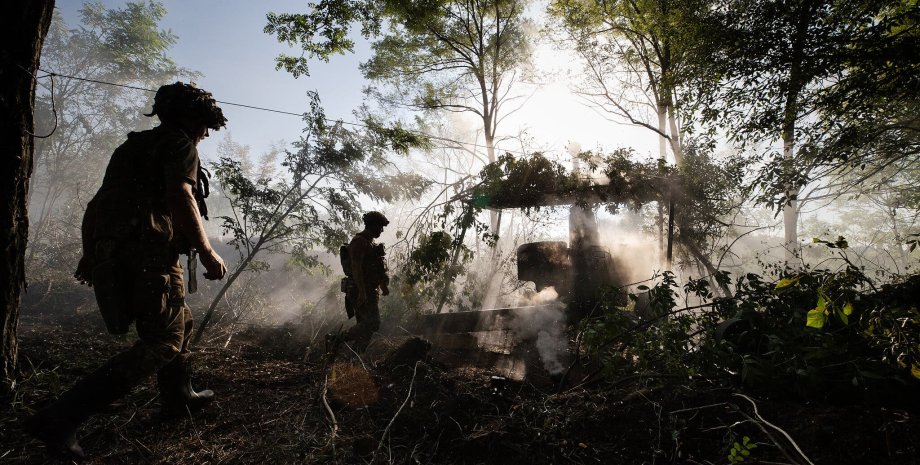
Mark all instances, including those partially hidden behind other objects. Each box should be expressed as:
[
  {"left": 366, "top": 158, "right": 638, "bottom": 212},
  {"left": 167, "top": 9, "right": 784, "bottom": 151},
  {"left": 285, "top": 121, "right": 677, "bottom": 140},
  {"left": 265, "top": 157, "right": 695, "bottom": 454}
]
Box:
[
  {"left": 362, "top": 211, "right": 390, "bottom": 227},
  {"left": 145, "top": 82, "right": 227, "bottom": 130}
]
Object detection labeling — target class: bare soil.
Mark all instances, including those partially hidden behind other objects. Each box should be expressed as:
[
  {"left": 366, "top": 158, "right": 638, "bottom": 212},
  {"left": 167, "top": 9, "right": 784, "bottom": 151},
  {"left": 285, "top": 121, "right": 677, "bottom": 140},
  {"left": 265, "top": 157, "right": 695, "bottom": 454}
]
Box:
[{"left": 2, "top": 312, "right": 918, "bottom": 464}]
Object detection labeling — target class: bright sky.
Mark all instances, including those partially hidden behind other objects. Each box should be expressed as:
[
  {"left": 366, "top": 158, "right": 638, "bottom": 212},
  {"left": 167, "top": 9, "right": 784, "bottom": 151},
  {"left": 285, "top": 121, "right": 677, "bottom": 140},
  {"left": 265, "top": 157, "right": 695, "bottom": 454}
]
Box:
[{"left": 56, "top": 0, "right": 659, "bottom": 165}]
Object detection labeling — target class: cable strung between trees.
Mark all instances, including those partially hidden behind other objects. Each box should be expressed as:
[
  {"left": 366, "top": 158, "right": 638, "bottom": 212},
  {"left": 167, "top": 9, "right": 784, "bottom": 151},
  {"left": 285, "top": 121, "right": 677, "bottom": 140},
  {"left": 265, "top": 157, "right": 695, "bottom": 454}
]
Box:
[{"left": 30, "top": 68, "right": 540, "bottom": 158}]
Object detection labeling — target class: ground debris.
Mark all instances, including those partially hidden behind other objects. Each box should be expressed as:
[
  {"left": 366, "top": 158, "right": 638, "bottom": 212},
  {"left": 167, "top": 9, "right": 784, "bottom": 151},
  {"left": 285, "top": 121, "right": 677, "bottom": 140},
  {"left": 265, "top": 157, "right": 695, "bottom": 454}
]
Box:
[{"left": 2, "top": 314, "right": 918, "bottom": 464}]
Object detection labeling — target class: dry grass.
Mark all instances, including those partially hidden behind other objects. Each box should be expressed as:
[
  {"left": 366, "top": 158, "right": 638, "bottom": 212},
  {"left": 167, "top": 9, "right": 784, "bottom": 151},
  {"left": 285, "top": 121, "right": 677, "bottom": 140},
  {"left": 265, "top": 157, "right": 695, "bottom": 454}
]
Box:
[{"left": 2, "top": 312, "right": 918, "bottom": 464}]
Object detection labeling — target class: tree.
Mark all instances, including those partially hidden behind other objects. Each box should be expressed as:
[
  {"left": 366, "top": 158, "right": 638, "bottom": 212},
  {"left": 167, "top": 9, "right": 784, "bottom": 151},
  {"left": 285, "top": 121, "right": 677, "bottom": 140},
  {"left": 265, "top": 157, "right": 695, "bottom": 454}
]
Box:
[
  {"left": 806, "top": 2, "right": 920, "bottom": 204},
  {"left": 549, "top": 0, "right": 707, "bottom": 166},
  {"left": 685, "top": 0, "right": 916, "bottom": 263},
  {"left": 267, "top": 0, "right": 534, "bottom": 228},
  {"left": 1, "top": 0, "right": 55, "bottom": 390},
  {"left": 193, "top": 95, "right": 429, "bottom": 342},
  {"left": 266, "top": 0, "right": 537, "bottom": 310},
  {"left": 550, "top": 0, "right": 746, "bottom": 289}
]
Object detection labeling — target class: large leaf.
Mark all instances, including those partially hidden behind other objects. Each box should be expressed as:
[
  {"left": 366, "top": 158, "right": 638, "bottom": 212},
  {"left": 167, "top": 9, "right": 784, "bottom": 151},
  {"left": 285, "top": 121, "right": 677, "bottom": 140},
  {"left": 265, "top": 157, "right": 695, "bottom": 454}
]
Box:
[{"left": 806, "top": 308, "right": 826, "bottom": 329}]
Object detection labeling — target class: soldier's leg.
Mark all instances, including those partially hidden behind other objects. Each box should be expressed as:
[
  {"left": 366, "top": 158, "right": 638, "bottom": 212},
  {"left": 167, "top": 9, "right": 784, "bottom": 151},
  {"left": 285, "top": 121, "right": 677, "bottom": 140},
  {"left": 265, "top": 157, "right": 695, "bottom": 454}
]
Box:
[
  {"left": 25, "top": 268, "right": 184, "bottom": 460},
  {"left": 156, "top": 269, "right": 214, "bottom": 414},
  {"left": 345, "top": 291, "right": 380, "bottom": 351}
]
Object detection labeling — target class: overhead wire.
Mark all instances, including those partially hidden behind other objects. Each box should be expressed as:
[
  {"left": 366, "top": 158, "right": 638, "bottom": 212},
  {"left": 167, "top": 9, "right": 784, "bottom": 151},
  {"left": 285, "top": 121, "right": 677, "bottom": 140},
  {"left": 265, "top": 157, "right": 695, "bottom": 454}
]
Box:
[
  {"left": 17, "top": 64, "right": 58, "bottom": 139},
  {"left": 30, "top": 68, "right": 540, "bottom": 157}
]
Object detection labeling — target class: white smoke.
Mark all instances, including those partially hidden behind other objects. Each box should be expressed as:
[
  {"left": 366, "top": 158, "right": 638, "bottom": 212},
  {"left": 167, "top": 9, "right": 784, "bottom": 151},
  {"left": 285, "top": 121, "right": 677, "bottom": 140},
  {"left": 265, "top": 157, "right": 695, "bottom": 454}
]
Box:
[{"left": 510, "top": 287, "right": 569, "bottom": 375}]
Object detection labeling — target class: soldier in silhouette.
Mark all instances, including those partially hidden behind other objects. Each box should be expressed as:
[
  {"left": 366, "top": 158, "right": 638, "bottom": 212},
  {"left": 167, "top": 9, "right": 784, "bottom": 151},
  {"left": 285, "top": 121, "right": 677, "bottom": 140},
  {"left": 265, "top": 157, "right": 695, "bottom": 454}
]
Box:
[{"left": 26, "top": 82, "right": 227, "bottom": 461}]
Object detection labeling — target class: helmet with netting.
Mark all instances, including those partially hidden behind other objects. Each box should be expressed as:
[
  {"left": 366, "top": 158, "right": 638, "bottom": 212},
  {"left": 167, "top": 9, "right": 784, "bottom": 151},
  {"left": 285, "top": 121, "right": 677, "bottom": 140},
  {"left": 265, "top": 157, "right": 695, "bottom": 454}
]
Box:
[
  {"left": 145, "top": 82, "right": 227, "bottom": 130},
  {"left": 362, "top": 211, "right": 390, "bottom": 227}
]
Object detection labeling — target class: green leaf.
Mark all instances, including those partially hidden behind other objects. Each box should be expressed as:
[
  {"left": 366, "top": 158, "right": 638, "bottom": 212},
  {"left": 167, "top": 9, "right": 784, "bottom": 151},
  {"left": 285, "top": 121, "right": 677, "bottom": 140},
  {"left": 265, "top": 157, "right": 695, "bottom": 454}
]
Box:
[
  {"left": 816, "top": 293, "right": 827, "bottom": 312},
  {"left": 806, "top": 308, "right": 827, "bottom": 329},
  {"left": 774, "top": 277, "right": 799, "bottom": 289},
  {"left": 837, "top": 308, "right": 849, "bottom": 325},
  {"left": 843, "top": 302, "right": 853, "bottom": 315}
]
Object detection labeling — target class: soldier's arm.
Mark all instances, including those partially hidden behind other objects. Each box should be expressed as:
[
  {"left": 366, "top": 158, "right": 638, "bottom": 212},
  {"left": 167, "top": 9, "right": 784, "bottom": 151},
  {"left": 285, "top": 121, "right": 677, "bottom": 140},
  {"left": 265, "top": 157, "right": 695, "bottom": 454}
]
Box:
[
  {"left": 166, "top": 181, "right": 225, "bottom": 279},
  {"left": 73, "top": 195, "right": 99, "bottom": 285}
]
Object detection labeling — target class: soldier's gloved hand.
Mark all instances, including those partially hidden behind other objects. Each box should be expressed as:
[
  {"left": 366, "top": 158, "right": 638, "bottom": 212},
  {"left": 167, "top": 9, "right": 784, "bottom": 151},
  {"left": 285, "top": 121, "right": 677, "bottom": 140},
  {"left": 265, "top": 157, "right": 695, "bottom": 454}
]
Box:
[
  {"left": 381, "top": 284, "right": 390, "bottom": 296},
  {"left": 200, "top": 247, "right": 226, "bottom": 280},
  {"left": 73, "top": 255, "right": 94, "bottom": 287}
]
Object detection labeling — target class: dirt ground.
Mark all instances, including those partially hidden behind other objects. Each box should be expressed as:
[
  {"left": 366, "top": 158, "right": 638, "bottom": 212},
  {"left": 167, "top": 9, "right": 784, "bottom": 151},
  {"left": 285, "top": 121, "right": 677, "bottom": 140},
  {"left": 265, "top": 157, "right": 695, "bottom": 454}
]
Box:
[{"left": 2, "top": 312, "right": 918, "bottom": 465}]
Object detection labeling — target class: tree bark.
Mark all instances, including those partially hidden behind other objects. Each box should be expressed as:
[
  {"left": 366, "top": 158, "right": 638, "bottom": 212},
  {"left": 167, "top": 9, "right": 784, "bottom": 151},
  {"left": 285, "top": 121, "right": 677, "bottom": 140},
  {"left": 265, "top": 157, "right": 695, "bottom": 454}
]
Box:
[{"left": 1, "top": 0, "right": 55, "bottom": 391}]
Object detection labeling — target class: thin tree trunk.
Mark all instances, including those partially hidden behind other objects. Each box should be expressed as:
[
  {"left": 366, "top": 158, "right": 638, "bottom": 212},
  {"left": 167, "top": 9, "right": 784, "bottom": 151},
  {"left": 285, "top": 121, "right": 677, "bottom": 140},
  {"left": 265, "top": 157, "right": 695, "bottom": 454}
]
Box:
[
  {"left": 782, "top": 132, "right": 798, "bottom": 264},
  {"left": 657, "top": 104, "right": 667, "bottom": 161},
  {"left": 667, "top": 105, "right": 683, "bottom": 166},
  {"left": 193, "top": 172, "right": 327, "bottom": 343},
  {"left": 657, "top": 104, "right": 668, "bottom": 267},
  {"left": 680, "top": 238, "right": 732, "bottom": 298},
  {"left": 1, "top": 0, "right": 55, "bottom": 390}
]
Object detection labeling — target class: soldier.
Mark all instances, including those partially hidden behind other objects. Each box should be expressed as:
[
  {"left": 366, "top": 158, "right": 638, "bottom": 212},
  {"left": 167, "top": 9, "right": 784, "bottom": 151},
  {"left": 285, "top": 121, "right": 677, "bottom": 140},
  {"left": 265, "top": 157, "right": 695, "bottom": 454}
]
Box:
[
  {"left": 25, "top": 82, "right": 228, "bottom": 461},
  {"left": 340, "top": 211, "right": 391, "bottom": 351}
]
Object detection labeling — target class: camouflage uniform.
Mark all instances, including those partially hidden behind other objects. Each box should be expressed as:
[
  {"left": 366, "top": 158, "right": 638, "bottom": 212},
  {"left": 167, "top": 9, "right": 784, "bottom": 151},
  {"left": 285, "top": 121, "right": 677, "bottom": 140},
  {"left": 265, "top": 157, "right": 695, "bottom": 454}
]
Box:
[
  {"left": 90, "top": 124, "right": 201, "bottom": 372},
  {"left": 343, "top": 231, "right": 389, "bottom": 349},
  {"left": 26, "top": 125, "right": 208, "bottom": 456}
]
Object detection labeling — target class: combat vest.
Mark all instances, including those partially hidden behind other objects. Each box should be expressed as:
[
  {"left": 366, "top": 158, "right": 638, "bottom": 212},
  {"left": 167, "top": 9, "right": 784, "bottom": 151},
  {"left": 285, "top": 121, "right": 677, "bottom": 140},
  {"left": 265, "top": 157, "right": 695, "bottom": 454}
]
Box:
[
  {"left": 346, "top": 233, "right": 388, "bottom": 289},
  {"left": 92, "top": 125, "right": 203, "bottom": 252}
]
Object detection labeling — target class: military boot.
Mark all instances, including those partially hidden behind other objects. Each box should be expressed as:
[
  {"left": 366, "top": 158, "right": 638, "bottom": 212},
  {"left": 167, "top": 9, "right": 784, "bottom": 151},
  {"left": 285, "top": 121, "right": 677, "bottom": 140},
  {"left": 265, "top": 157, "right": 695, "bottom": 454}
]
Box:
[
  {"left": 25, "top": 360, "right": 135, "bottom": 462},
  {"left": 157, "top": 354, "right": 214, "bottom": 418}
]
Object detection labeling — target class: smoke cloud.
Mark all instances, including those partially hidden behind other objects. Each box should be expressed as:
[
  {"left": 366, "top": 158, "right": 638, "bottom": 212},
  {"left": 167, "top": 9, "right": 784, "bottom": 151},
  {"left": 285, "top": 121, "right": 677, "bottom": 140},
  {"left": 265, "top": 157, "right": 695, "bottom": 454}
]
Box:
[{"left": 510, "top": 287, "right": 569, "bottom": 375}]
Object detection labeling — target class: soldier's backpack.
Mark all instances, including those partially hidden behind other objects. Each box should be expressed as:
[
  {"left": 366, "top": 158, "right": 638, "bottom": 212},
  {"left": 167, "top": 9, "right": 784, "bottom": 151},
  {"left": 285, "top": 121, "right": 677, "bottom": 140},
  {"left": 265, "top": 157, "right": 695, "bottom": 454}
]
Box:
[
  {"left": 340, "top": 244, "right": 352, "bottom": 277},
  {"left": 339, "top": 244, "right": 356, "bottom": 318}
]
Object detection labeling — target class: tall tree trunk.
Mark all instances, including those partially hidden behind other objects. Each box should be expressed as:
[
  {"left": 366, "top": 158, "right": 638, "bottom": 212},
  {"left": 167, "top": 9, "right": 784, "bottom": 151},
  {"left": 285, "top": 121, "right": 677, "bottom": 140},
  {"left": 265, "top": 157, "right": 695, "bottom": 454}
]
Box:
[
  {"left": 780, "top": 2, "right": 816, "bottom": 266},
  {"left": 657, "top": 104, "right": 668, "bottom": 266},
  {"left": 657, "top": 104, "right": 668, "bottom": 161},
  {"left": 1, "top": 0, "right": 55, "bottom": 391},
  {"left": 667, "top": 105, "right": 684, "bottom": 166},
  {"left": 782, "top": 130, "right": 799, "bottom": 264}
]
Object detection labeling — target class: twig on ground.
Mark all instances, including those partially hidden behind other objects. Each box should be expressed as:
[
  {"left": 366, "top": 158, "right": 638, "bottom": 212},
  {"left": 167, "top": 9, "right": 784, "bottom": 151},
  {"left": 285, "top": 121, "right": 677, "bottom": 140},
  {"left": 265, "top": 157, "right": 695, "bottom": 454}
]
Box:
[
  {"left": 371, "top": 361, "right": 421, "bottom": 465},
  {"left": 669, "top": 402, "right": 730, "bottom": 415},
  {"left": 120, "top": 394, "right": 160, "bottom": 427},
  {"left": 733, "top": 393, "right": 815, "bottom": 465},
  {"left": 343, "top": 342, "right": 368, "bottom": 372},
  {"left": 320, "top": 375, "right": 338, "bottom": 446},
  {"left": 733, "top": 408, "right": 802, "bottom": 465}
]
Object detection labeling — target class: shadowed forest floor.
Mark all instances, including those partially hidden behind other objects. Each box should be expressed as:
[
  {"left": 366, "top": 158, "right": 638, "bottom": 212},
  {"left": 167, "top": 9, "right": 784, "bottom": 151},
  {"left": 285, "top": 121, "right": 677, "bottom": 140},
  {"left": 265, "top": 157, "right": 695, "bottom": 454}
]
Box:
[{"left": 2, "top": 313, "right": 919, "bottom": 464}]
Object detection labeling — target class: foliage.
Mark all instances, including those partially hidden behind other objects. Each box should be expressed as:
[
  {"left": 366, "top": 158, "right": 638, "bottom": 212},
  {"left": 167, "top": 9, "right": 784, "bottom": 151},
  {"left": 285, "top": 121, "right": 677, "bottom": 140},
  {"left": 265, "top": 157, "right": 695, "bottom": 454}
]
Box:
[
  {"left": 727, "top": 436, "right": 757, "bottom": 464},
  {"left": 403, "top": 231, "right": 464, "bottom": 286},
  {"left": 685, "top": 0, "right": 920, "bottom": 208},
  {"left": 194, "top": 93, "right": 430, "bottom": 340},
  {"left": 266, "top": 0, "right": 533, "bottom": 133},
  {"left": 474, "top": 153, "right": 582, "bottom": 211},
  {"left": 548, "top": 0, "right": 709, "bottom": 160},
  {"left": 385, "top": 230, "right": 472, "bottom": 316},
  {"left": 579, "top": 239, "right": 920, "bottom": 405},
  {"left": 265, "top": 0, "right": 383, "bottom": 78},
  {"left": 360, "top": 0, "right": 533, "bottom": 127}
]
